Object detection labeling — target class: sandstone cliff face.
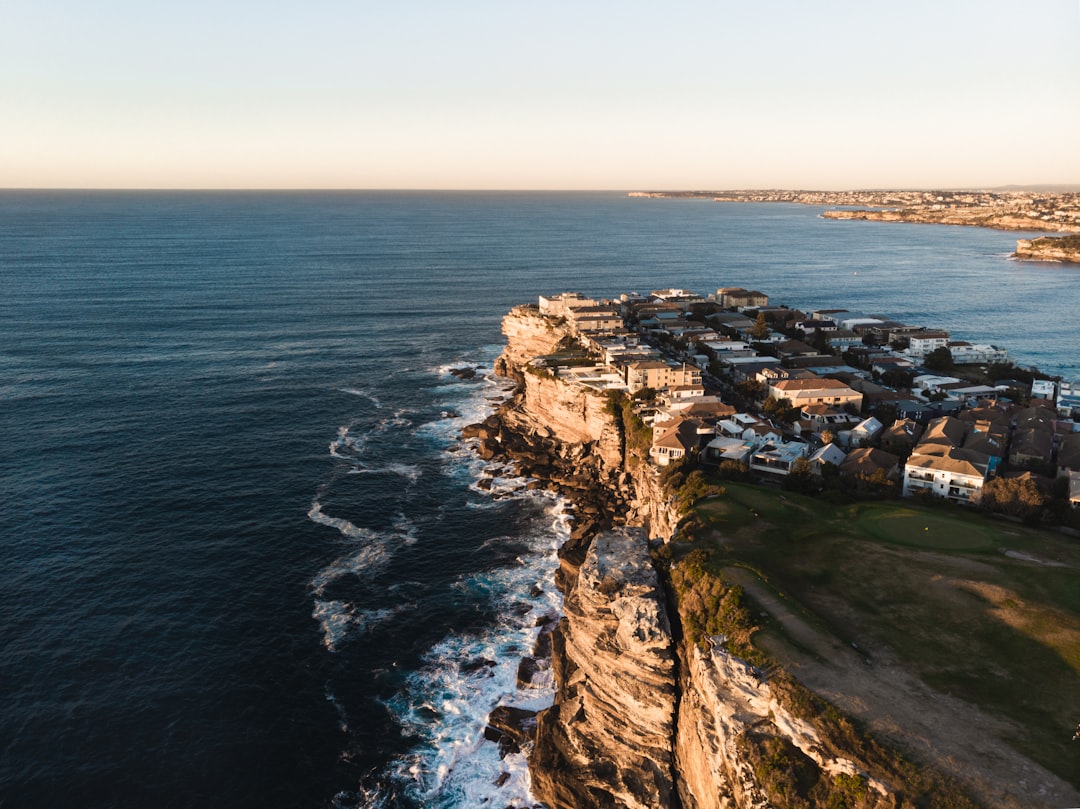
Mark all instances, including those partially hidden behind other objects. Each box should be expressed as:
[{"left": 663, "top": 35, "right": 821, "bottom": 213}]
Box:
[
  {"left": 822, "top": 208, "right": 1077, "bottom": 233},
  {"left": 530, "top": 528, "right": 678, "bottom": 809},
  {"left": 1014, "top": 237, "right": 1080, "bottom": 263},
  {"left": 675, "top": 642, "right": 893, "bottom": 809},
  {"left": 496, "top": 305, "right": 573, "bottom": 378},
  {"left": 505, "top": 372, "right": 624, "bottom": 472},
  {"left": 491, "top": 303, "right": 899, "bottom": 809}
]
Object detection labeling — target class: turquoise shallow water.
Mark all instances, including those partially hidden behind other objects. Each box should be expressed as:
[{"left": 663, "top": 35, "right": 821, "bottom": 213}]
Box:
[{"left": 1, "top": 191, "right": 1076, "bottom": 808}]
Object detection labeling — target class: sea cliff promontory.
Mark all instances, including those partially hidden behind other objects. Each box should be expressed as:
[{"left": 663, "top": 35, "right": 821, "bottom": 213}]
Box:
[
  {"left": 1014, "top": 234, "right": 1080, "bottom": 263},
  {"left": 466, "top": 299, "right": 1079, "bottom": 809}
]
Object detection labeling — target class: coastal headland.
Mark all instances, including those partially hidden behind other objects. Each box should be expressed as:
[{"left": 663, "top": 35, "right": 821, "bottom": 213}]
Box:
[
  {"left": 1014, "top": 234, "right": 1080, "bottom": 264},
  {"left": 462, "top": 295, "right": 1080, "bottom": 809},
  {"left": 630, "top": 189, "right": 1080, "bottom": 261}
]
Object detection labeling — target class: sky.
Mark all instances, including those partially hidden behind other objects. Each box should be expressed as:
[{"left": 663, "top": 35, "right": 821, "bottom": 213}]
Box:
[{"left": 2, "top": 0, "right": 1079, "bottom": 190}]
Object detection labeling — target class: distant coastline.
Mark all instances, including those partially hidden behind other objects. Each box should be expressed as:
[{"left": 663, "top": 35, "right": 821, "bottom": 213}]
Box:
[{"left": 629, "top": 189, "right": 1080, "bottom": 248}]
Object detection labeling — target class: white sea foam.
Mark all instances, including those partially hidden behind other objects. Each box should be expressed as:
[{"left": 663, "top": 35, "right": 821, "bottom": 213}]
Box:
[
  {"left": 310, "top": 543, "right": 391, "bottom": 596},
  {"left": 308, "top": 502, "right": 380, "bottom": 544},
  {"left": 309, "top": 501, "right": 421, "bottom": 651},
  {"left": 346, "top": 462, "right": 422, "bottom": 483},
  {"left": 318, "top": 349, "right": 567, "bottom": 806},
  {"left": 339, "top": 388, "right": 382, "bottom": 408},
  {"left": 313, "top": 601, "right": 407, "bottom": 652},
  {"left": 377, "top": 494, "right": 569, "bottom": 808},
  {"left": 325, "top": 686, "right": 349, "bottom": 733}
]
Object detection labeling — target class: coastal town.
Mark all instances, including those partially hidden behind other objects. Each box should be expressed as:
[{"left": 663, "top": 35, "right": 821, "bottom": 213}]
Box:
[
  {"left": 628, "top": 188, "right": 1080, "bottom": 232},
  {"left": 515, "top": 287, "right": 1080, "bottom": 517},
  {"left": 629, "top": 189, "right": 1080, "bottom": 261}
]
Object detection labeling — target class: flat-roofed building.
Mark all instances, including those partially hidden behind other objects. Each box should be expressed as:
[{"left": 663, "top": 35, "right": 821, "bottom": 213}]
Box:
[
  {"left": 715, "top": 287, "right": 769, "bottom": 309},
  {"left": 767, "top": 377, "right": 863, "bottom": 410}
]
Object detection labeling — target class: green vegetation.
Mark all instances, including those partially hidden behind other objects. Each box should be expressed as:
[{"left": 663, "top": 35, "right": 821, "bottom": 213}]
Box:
[
  {"left": 751, "top": 312, "right": 770, "bottom": 341},
  {"left": 671, "top": 480, "right": 1080, "bottom": 792},
  {"left": 923, "top": 346, "right": 954, "bottom": 372},
  {"left": 605, "top": 390, "right": 653, "bottom": 465},
  {"left": 1031, "top": 234, "right": 1080, "bottom": 251},
  {"left": 523, "top": 362, "right": 555, "bottom": 379}
]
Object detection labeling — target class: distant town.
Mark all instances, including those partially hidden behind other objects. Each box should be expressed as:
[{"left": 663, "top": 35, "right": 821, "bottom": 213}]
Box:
[
  {"left": 630, "top": 190, "right": 1080, "bottom": 265},
  {"left": 521, "top": 288, "right": 1080, "bottom": 516},
  {"left": 629, "top": 188, "right": 1080, "bottom": 234}
]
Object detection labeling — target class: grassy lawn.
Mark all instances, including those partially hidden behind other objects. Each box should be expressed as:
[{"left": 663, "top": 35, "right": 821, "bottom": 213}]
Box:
[{"left": 686, "top": 483, "right": 1080, "bottom": 788}]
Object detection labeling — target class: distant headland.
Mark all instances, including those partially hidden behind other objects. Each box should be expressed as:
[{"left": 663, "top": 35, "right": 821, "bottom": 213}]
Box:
[{"left": 629, "top": 189, "right": 1080, "bottom": 261}]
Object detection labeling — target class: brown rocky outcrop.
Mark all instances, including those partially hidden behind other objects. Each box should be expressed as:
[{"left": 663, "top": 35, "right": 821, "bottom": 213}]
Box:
[
  {"left": 821, "top": 207, "right": 1078, "bottom": 233},
  {"left": 529, "top": 527, "right": 678, "bottom": 809},
  {"left": 674, "top": 640, "right": 895, "bottom": 809},
  {"left": 495, "top": 305, "right": 574, "bottom": 379},
  {"left": 1014, "top": 236, "right": 1080, "bottom": 263}
]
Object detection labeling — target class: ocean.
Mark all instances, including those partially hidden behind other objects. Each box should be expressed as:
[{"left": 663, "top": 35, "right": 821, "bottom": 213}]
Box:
[{"left": 1, "top": 191, "right": 1077, "bottom": 808}]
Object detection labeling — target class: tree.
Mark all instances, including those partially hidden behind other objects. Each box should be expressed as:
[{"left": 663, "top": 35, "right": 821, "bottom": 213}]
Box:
[
  {"left": 763, "top": 396, "right": 800, "bottom": 424},
  {"left": 751, "top": 312, "right": 770, "bottom": 341},
  {"left": 782, "top": 456, "right": 817, "bottom": 493},
  {"left": 980, "top": 477, "right": 1046, "bottom": 523},
  {"left": 820, "top": 429, "right": 836, "bottom": 445},
  {"left": 924, "top": 346, "right": 954, "bottom": 372},
  {"left": 881, "top": 369, "right": 915, "bottom": 390}
]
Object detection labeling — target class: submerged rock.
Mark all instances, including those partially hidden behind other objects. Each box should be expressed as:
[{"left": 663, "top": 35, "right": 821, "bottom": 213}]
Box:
[{"left": 485, "top": 706, "right": 539, "bottom": 759}]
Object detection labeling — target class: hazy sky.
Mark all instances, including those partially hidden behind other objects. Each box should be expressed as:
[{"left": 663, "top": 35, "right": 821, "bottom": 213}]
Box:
[{"left": 3, "top": 0, "right": 1078, "bottom": 189}]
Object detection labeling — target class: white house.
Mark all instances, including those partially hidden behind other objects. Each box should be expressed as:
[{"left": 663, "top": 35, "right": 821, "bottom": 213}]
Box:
[
  {"left": 947, "top": 342, "right": 1008, "bottom": 365},
  {"left": 1057, "top": 381, "right": 1080, "bottom": 417},
  {"left": 847, "top": 416, "right": 884, "bottom": 447},
  {"left": 907, "top": 331, "right": 950, "bottom": 358},
  {"left": 704, "top": 436, "right": 756, "bottom": 465},
  {"left": 808, "top": 443, "right": 847, "bottom": 473},
  {"left": 749, "top": 441, "right": 809, "bottom": 477},
  {"left": 650, "top": 419, "right": 706, "bottom": 466},
  {"left": 768, "top": 377, "right": 863, "bottom": 410},
  {"left": 903, "top": 448, "right": 990, "bottom": 504},
  {"left": 1031, "top": 380, "right": 1057, "bottom": 400}
]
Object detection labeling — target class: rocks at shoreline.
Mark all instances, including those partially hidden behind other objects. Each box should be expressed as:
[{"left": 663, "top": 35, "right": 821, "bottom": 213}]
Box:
[
  {"left": 483, "top": 706, "right": 539, "bottom": 759},
  {"left": 1014, "top": 235, "right": 1080, "bottom": 263}
]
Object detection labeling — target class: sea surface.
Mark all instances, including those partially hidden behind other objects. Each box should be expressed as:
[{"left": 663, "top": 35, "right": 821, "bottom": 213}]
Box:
[{"left": 2, "top": 191, "right": 1077, "bottom": 808}]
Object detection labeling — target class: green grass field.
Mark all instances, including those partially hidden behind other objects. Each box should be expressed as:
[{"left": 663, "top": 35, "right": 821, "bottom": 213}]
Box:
[{"left": 687, "top": 484, "right": 1080, "bottom": 788}]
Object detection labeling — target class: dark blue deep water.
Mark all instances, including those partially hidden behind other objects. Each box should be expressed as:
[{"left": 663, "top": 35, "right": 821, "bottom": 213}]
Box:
[{"left": 2, "top": 191, "right": 1078, "bottom": 808}]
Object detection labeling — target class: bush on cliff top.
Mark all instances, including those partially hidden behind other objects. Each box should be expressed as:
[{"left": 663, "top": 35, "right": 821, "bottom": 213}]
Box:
[
  {"left": 669, "top": 548, "right": 762, "bottom": 662},
  {"left": 605, "top": 390, "right": 652, "bottom": 464}
]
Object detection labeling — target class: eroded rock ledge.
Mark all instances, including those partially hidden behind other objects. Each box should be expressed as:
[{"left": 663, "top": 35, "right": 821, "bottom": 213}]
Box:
[
  {"left": 531, "top": 527, "right": 677, "bottom": 809},
  {"left": 1014, "top": 235, "right": 1080, "bottom": 263}
]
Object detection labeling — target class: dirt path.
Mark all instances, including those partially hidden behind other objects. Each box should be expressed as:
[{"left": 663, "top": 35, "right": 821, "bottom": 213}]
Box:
[{"left": 723, "top": 566, "right": 1080, "bottom": 809}]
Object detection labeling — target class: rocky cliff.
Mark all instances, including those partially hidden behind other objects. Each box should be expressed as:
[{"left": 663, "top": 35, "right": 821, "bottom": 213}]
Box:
[
  {"left": 530, "top": 527, "right": 678, "bottom": 809},
  {"left": 674, "top": 640, "right": 894, "bottom": 809},
  {"left": 1014, "top": 235, "right": 1080, "bottom": 263},
  {"left": 475, "top": 304, "right": 939, "bottom": 809},
  {"left": 495, "top": 304, "right": 573, "bottom": 379},
  {"left": 821, "top": 207, "right": 1078, "bottom": 233}
]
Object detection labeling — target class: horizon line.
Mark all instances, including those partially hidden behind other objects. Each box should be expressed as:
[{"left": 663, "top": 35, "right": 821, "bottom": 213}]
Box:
[{"left": 3, "top": 184, "right": 1079, "bottom": 193}]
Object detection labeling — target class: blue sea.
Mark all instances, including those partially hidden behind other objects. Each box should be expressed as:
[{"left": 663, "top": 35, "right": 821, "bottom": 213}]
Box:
[{"left": 2, "top": 191, "right": 1077, "bottom": 808}]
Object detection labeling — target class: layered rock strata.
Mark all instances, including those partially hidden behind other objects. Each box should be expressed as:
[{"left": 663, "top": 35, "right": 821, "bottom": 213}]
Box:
[
  {"left": 1014, "top": 236, "right": 1080, "bottom": 263},
  {"left": 530, "top": 528, "right": 678, "bottom": 809}
]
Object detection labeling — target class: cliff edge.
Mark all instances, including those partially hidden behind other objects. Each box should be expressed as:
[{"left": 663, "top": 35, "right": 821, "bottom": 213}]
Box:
[
  {"left": 530, "top": 527, "right": 678, "bottom": 809},
  {"left": 1014, "top": 235, "right": 1080, "bottom": 263}
]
